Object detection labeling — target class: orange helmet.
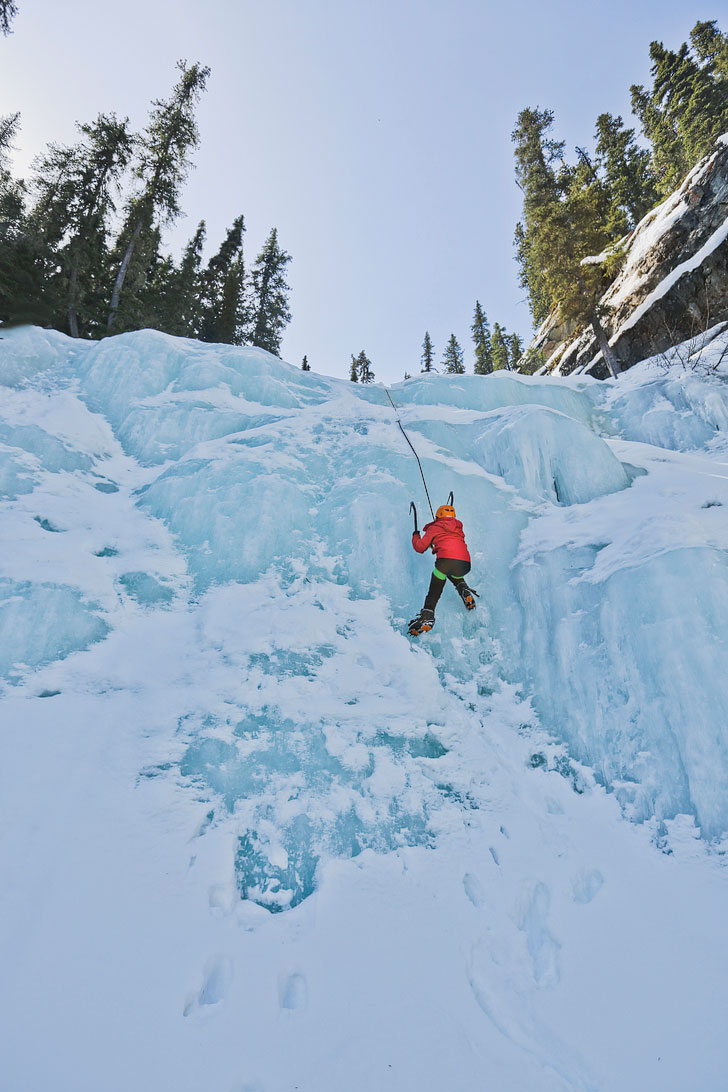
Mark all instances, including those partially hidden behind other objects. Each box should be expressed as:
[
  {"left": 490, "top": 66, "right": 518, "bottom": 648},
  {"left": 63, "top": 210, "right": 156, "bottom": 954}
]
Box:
[{"left": 436, "top": 504, "right": 456, "bottom": 519}]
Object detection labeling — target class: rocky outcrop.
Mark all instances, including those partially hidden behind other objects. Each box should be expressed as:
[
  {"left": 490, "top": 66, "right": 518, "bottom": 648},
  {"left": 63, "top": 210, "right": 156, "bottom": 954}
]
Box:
[{"left": 531, "top": 136, "right": 728, "bottom": 378}]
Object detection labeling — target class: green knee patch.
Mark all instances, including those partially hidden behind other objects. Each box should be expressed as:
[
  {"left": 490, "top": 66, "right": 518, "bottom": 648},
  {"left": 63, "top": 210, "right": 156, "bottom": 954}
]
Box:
[{"left": 433, "top": 566, "right": 447, "bottom": 580}]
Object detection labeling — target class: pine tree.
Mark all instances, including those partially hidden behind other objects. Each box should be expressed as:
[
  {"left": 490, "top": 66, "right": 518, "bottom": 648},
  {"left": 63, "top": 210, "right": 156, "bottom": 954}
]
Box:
[
  {"left": 653, "top": 41, "right": 728, "bottom": 173},
  {"left": 630, "top": 82, "right": 688, "bottom": 195},
  {"left": 301, "top": 355, "right": 310, "bottom": 371},
  {"left": 11, "top": 139, "right": 82, "bottom": 326},
  {"left": 507, "top": 332, "right": 524, "bottom": 369},
  {"left": 160, "top": 220, "right": 206, "bottom": 337},
  {"left": 53, "top": 114, "right": 133, "bottom": 337},
  {"left": 691, "top": 20, "right": 728, "bottom": 79},
  {"left": 420, "top": 330, "right": 436, "bottom": 372},
  {"left": 349, "top": 355, "right": 359, "bottom": 381},
  {"left": 511, "top": 107, "right": 564, "bottom": 326},
  {"left": 511, "top": 107, "right": 621, "bottom": 376},
  {"left": 249, "top": 227, "right": 292, "bottom": 354},
  {"left": 0, "top": 112, "right": 32, "bottom": 325},
  {"left": 631, "top": 26, "right": 728, "bottom": 195},
  {"left": 357, "top": 349, "right": 375, "bottom": 383},
  {"left": 594, "top": 113, "right": 658, "bottom": 236},
  {"left": 107, "top": 60, "right": 210, "bottom": 333},
  {"left": 0, "top": 0, "right": 17, "bottom": 35},
  {"left": 0, "top": 112, "right": 18, "bottom": 160},
  {"left": 491, "top": 323, "right": 510, "bottom": 371},
  {"left": 471, "top": 300, "right": 492, "bottom": 374},
  {"left": 199, "top": 215, "right": 246, "bottom": 344},
  {"left": 442, "top": 334, "right": 465, "bottom": 374}
]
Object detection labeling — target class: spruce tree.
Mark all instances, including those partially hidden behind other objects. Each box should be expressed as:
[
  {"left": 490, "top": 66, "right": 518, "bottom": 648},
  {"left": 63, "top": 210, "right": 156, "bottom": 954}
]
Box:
[
  {"left": 594, "top": 113, "right": 658, "bottom": 236},
  {"left": 421, "top": 330, "right": 436, "bottom": 372},
  {"left": 0, "top": 113, "right": 32, "bottom": 325},
  {"left": 55, "top": 114, "right": 133, "bottom": 337},
  {"left": 471, "top": 300, "right": 492, "bottom": 374},
  {"left": 507, "top": 332, "right": 524, "bottom": 369},
  {"left": 160, "top": 220, "right": 206, "bottom": 337},
  {"left": 249, "top": 227, "right": 292, "bottom": 354},
  {"left": 442, "top": 334, "right": 465, "bottom": 374},
  {"left": 511, "top": 107, "right": 564, "bottom": 326},
  {"left": 632, "top": 27, "right": 728, "bottom": 194},
  {"left": 630, "top": 83, "right": 688, "bottom": 195},
  {"left": 107, "top": 60, "right": 210, "bottom": 333},
  {"left": 0, "top": 112, "right": 18, "bottom": 160},
  {"left": 199, "top": 215, "right": 246, "bottom": 344},
  {"left": 691, "top": 20, "right": 728, "bottom": 78},
  {"left": 357, "top": 349, "right": 375, "bottom": 383},
  {"left": 491, "top": 323, "right": 509, "bottom": 371},
  {"left": 301, "top": 355, "right": 310, "bottom": 371},
  {"left": 0, "top": 0, "right": 17, "bottom": 35},
  {"left": 349, "top": 355, "right": 359, "bottom": 382},
  {"left": 13, "top": 140, "right": 81, "bottom": 326},
  {"left": 511, "top": 107, "right": 621, "bottom": 376}
]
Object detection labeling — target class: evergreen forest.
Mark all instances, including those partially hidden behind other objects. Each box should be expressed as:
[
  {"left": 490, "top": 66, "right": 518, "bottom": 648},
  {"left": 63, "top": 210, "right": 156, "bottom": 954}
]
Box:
[
  {"left": 2, "top": 8, "right": 727, "bottom": 378},
  {"left": 0, "top": 53, "right": 292, "bottom": 354},
  {"left": 512, "top": 19, "right": 728, "bottom": 376}
]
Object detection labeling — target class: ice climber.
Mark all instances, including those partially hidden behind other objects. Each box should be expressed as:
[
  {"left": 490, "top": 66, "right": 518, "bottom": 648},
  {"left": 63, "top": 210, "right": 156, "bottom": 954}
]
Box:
[{"left": 408, "top": 502, "right": 478, "bottom": 636}]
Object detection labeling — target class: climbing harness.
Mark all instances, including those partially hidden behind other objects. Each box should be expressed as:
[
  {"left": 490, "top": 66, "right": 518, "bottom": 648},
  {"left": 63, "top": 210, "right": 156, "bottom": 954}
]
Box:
[{"left": 385, "top": 388, "right": 435, "bottom": 520}]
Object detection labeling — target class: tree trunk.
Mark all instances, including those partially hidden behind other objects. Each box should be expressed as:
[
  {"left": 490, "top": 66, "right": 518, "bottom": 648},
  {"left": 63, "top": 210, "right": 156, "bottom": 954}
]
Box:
[
  {"left": 589, "top": 309, "right": 621, "bottom": 378},
  {"left": 107, "top": 216, "right": 144, "bottom": 333}
]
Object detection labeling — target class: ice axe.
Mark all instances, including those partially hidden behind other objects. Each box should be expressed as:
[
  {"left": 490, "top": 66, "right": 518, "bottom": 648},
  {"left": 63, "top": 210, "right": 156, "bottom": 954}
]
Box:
[{"left": 409, "top": 501, "right": 419, "bottom": 534}]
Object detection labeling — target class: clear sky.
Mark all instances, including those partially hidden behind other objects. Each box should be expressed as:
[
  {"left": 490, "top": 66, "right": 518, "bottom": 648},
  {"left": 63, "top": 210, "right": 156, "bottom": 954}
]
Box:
[{"left": 0, "top": 0, "right": 710, "bottom": 383}]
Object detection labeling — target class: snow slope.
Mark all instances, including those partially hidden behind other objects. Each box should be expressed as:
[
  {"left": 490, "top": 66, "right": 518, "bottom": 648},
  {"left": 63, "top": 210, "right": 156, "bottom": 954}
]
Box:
[{"left": 1, "top": 327, "right": 728, "bottom": 1091}]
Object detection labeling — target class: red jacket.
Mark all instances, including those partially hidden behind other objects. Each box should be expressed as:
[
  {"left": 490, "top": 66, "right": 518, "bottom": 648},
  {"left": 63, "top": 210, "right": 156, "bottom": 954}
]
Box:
[{"left": 412, "top": 516, "right": 471, "bottom": 562}]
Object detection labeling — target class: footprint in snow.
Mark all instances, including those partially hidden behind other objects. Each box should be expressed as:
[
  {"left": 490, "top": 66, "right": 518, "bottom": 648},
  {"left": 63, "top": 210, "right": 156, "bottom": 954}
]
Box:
[
  {"left": 279, "top": 971, "right": 308, "bottom": 1011},
  {"left": 183, "top": 955, "right": 233, "bottom": 1016},
  {"left": 517, "top": 882, "right": 560, "bottom": 988},
  {"left": 463, "top": 872, "right": 487, "bottom": 908},
  {"left": 468, "top": 938, "right": 598, "bottom": 1091},
  {"left": 571, "top": 868, "right": 604, "bottom": 905}
]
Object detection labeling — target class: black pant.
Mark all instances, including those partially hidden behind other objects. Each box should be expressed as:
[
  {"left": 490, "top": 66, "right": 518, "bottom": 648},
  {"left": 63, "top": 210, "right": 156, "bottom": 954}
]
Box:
[{"left": 424, "top": 558, "right": 471, "bottom": 611}]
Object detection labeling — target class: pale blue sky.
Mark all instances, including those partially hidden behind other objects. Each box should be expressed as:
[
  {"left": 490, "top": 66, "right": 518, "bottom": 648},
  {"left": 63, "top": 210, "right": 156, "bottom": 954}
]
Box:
[{"left": 1, "top": 0, "right": 710, "bottom": 382}]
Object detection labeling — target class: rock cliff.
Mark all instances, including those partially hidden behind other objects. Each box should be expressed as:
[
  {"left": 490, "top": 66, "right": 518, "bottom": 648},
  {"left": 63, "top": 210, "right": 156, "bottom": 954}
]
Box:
[{"left": 531, "top": 135, "right": 728, "bottom": 377}]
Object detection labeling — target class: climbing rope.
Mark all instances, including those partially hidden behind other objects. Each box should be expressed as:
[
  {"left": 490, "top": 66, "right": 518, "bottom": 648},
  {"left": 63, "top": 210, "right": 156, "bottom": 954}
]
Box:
[{"left": 385, "top": 388, "right": 435, "bottom": 520}]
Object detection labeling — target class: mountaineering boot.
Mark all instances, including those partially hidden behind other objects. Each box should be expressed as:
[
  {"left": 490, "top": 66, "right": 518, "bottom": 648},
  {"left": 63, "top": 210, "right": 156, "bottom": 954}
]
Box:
[
  {"left": 408, "top": 608, "right": 435, "bottom": 636},
  {"left": 456, "top": 582, "right": 478, "bottom": 611}
]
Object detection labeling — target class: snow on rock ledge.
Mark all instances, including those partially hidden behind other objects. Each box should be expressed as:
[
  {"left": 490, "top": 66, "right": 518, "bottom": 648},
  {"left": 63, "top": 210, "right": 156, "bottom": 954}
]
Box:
[{"left": 534, "top": 136, "right": 728, "bottom": 377}]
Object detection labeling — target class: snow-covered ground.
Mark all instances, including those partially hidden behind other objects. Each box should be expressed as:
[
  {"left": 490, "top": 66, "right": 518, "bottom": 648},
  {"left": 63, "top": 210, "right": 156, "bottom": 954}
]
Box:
[{"left": 1, "top": 327, "right": 727, "bottom": 1091}]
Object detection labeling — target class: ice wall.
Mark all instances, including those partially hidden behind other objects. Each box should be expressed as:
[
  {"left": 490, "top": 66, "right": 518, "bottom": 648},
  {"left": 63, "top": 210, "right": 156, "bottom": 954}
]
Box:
[{"left": 1, "top": 326, "right": 727, "bottom": 843}]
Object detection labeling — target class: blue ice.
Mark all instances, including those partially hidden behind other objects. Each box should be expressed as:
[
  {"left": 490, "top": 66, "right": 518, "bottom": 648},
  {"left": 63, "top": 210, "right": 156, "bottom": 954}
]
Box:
[{"left": 2, "top": 326, "right": 728, "bottom": 863}]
